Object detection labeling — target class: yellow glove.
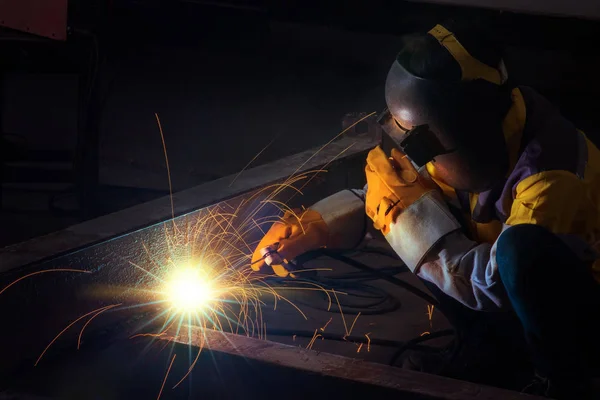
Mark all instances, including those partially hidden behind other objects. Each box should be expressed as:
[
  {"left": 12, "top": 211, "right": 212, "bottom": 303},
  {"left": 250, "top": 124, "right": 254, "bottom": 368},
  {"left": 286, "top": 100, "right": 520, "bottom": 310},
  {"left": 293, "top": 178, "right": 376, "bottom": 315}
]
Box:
[
  {"left": 365, "top": 146, "right": 436, "bottom": 234},
  {"left": 251, "top": 209, "right": 329, "bottom": 277}
]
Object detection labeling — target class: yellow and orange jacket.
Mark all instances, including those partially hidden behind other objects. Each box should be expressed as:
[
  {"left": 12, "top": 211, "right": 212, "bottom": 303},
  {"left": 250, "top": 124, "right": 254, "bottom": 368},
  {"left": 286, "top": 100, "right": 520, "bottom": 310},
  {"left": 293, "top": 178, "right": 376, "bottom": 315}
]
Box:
[
  {"left": 311, "top": 86, "right": 600, "bottom": 310},
  {"left": 385, "top": 86, "right": 600, "bottom": 310},
  {"left": 432, "top": 87, "right": 600, "bottom": 250}
]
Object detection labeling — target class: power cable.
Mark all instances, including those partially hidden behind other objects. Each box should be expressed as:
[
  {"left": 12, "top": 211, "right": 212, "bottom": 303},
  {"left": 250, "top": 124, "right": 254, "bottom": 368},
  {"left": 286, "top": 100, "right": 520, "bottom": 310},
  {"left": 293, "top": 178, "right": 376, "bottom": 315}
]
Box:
[{"left": 264, "top": 248, "right": 459, "bottom": 367}]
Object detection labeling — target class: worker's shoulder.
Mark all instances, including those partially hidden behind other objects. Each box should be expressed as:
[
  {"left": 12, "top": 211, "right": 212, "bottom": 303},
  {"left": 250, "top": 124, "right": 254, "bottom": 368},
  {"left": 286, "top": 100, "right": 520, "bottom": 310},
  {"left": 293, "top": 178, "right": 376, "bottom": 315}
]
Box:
[{"left": 509, "top": 86, "right": 584, "bottom": 184}]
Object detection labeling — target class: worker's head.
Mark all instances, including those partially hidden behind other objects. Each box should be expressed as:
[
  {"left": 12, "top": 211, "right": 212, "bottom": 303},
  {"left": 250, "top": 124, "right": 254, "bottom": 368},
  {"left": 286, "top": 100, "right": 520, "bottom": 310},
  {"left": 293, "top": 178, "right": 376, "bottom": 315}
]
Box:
[{"left": 382, "top": 20, "right": 512, "bottom": 192}]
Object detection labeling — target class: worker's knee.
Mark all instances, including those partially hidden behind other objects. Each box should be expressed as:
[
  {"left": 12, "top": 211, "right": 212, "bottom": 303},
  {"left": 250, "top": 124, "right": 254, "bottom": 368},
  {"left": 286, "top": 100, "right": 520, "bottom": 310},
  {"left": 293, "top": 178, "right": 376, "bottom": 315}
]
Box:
[{"left": 496, "top": 224, "right": 557, "bottom": 295}]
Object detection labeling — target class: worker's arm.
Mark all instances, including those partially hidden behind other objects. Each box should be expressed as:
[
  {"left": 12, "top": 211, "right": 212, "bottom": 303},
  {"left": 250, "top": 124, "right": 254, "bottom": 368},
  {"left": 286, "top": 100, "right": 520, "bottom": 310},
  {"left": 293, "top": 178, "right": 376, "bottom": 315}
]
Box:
[
  {"left": 364, "top": 146, "right": 503, "bottom": 310},
  {"left": 389, "top": 169, "right": 594, "bottom": 311},
  {"left": 400, "top": 222, "right": 508, "bottom": 311},
  {"left": 251, "top": 189, "right": 366, "bottom": 277},
  {"left": 310, "top": 189, "right": 367, "bottom": 249}
]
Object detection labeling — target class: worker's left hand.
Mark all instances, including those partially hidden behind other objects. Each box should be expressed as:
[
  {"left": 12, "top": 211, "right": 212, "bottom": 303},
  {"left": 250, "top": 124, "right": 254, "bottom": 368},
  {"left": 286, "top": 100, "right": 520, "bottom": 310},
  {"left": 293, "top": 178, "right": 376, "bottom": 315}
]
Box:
[
  {"left": 251, "top": 209, "right": 329, "bottom": 278},
  {"left": 365, "top": 146, "right": 436, "bottom": 234}
]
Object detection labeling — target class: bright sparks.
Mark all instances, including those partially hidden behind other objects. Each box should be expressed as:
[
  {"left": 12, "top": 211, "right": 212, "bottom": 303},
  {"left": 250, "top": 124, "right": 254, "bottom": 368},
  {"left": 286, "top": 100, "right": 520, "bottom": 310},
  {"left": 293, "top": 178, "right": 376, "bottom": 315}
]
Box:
[
  {"left": 0, "top": 113, "right": 378, "bottom": 400},
  {"left": 164, "top": 266, "right": 216, "bottom": 313}
]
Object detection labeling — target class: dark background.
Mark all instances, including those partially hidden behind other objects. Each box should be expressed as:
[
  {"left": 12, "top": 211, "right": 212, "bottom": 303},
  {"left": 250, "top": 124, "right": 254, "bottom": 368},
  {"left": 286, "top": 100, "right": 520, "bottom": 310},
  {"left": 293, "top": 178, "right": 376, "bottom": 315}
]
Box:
[{"left": 1, "top": 0, "right": 600, "bottom": 247}]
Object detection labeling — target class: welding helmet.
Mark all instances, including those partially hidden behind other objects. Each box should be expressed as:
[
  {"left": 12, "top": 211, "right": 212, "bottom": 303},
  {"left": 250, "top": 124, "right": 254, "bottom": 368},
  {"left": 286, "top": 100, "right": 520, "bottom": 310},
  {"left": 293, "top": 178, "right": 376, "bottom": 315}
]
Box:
[{"left": 380, "top": 24, "right": 511, "bottom": 192}]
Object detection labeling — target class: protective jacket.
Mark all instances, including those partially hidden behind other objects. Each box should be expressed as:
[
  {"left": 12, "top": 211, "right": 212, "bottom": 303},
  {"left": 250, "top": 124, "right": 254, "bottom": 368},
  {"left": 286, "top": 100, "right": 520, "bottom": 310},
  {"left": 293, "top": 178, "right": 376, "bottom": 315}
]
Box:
[
  {"left": 399, "top": 85, "right": 600, "bottom": 310},
  {"left": 326, "top": 86, "right": 600, "bottom": 310}
]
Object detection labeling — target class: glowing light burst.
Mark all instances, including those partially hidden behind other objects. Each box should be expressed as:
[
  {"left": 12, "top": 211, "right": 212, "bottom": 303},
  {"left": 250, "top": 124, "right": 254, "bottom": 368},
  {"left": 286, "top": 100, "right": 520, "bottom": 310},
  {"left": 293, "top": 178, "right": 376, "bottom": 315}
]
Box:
[
  {"left": 131, "top": 197, "right": 310, "bottom": 338},
  {"left": 115, "top": 184, "right": 334, "bottom": 395},
  {"left": 117, "top": 148, "right": 366, "bottom": 396},
  {"left": 0, "top": 112, "right": 376, "bottom": 400},
  {"left": 163, "top": 266, "right": 217, "bottom": 313}
]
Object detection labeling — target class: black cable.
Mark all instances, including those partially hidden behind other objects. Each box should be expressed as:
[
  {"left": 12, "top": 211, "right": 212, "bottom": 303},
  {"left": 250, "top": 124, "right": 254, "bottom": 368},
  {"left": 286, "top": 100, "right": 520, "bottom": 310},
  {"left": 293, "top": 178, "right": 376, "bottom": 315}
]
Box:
[
  {"left": 291, "top": 248, "right": 460, "bottom": 367},
  {"left": 347, "top": 247, "right": 406, "bottom": 261},
  {"left": 388, "top": 329, "right": 455, "bottom": 366},
  {"left": 266, "top": 254, "right": 407, "bottom": 317},
  {"left": 298, "top": 249, "right": 440, "bottom": 307},
  {"left": 326, "top": 266, "right": 408, "bottom": 281},
  {"left": 267, "top": 276, "right": 401, "bottom": 315},
  {"left": 293, "top": 290, "right": 400, "bottom": 315}
]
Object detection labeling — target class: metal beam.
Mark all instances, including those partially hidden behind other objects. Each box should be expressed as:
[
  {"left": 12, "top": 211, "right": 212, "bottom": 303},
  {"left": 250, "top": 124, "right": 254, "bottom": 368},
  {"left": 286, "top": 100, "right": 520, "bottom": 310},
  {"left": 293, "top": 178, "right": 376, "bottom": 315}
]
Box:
[
  {"left": 166, "top": 327, "right": 544, "bottom": 400},
  {"left": 0, "top": 132, "right": 376, "bottom": 273}
]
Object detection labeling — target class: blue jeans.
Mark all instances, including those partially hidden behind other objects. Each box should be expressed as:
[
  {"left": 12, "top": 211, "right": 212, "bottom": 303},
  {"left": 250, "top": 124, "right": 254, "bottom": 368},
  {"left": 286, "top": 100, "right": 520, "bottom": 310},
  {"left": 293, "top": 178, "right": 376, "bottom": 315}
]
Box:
[
  {"left": 497, "top": 224, "right": 600, "bottom": 380},
  {"left": 424, "top": 224, "right": 600, "bottom": 386}
]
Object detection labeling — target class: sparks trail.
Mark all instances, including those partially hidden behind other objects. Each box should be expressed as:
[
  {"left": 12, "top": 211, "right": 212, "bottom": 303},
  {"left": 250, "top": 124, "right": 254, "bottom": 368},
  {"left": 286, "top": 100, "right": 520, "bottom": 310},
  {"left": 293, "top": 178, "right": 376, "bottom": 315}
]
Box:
[
  {"left": 234, "top": 111, "right": 376, "bottom": 235},
  {"left": 131, "top": 332, "right": 167, "bottom": 339},
  {"left": 130, "top": 317, "right": 177, "bottom": 340},
  {"left": 306, "top": 329, "right": 321, "bottom": 350},
  {"left": 306, "top": 318, "right": 332, "bottom": 350},
  {"left": 0, "top": 269, "right": 91, "bottom": 297},
  {"left": 426, "top": 305, "right": 435, "bottom": 329},
  {"left": 24, "top": 113, "right": 376, "bottom": 391},
  {"left": 155, "top": 113, "right": 175, "bottom": 222},
  {"left": 36, "top": 303, "right": 121, "bottom": 366},
  {"left": 287, "top": 112, "right": 375, "bottom": 181},
  {"left": 347, "top": 312, "right": 362, "bottom": 338},
  {"left": 229, "top": 137, "right": 277, "bottom": 187},
  {"left": 78, "top": 305, "right": 118, "bottom": 349},
  {"left": 320, "top": 317, "right": 333, "bottom": 332},
  {"left": 172, "top": 334, "right": 204, "bottom": 389},
  {"left": 122, "top": 202, "right": 316, "bottom": 387},
  {"left": 157, "top": 354, "right": 177, "bottom": 400}
]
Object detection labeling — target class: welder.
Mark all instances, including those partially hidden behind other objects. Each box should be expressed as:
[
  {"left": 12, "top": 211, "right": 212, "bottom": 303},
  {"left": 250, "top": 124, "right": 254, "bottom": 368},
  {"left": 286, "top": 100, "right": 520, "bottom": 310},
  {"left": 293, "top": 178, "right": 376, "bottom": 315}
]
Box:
[{"left": 252, "top": 20, "right": 600, "bottom": 398}]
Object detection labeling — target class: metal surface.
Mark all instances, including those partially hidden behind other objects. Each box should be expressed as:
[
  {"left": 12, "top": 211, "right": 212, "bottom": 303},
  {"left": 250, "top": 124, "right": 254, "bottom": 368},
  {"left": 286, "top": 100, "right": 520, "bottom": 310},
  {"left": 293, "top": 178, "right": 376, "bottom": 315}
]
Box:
[
  {"left": 0, "top": 130, "right": 535, "bottom": 399},
  {"left": 0, "top": 136, "right": 371, "bottom": 379},
  {"left": 163, "top": 327, "right": 544, "bottom": 400},
  {"left": 0, "top": 133, "right": 375, "bottom": 273},
  {"left": 0, "top": 0, "right": 68, "bottom": 40},
  {"left": 0, "top": 189, "right": 280, "bottom": 380}
]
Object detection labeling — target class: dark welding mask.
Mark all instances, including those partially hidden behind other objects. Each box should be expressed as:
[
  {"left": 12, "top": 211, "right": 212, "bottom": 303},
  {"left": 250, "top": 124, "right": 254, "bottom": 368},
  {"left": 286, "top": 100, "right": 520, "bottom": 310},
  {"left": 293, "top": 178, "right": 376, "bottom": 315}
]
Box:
[
  {"left": 377, "top": 110, "right": 452, "bottom": 168},
  {"left": 380, "top": 24, "right": 511, "bottom": 192}
]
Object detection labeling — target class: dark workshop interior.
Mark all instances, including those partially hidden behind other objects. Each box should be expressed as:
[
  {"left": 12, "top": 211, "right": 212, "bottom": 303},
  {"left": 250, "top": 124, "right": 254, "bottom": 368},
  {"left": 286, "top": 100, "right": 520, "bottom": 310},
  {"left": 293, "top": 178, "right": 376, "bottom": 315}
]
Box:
[{"left": 1, "top": 1, "right": 600, "bottom": 399}]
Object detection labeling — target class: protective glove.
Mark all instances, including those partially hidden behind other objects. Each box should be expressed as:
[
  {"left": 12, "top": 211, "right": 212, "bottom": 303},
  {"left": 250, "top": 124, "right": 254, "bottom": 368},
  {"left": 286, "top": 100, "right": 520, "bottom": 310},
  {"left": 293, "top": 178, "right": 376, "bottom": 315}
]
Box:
[
  {"left": 251, "top": 209, "right": 329, "bottom": 278},
  {"left": 365, "top": 146, "right": 436, "bottom": 234}
]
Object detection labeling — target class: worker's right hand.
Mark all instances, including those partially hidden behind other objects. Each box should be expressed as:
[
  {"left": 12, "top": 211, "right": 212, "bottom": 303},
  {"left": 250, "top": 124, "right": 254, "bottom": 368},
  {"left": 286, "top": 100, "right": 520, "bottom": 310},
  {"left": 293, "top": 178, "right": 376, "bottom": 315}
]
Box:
[
  {"left": 251, "top": 209, "right": 329, "bottom": 278},
  {"left": 365, "top": 146, "right": 436, "bottom": 235}
]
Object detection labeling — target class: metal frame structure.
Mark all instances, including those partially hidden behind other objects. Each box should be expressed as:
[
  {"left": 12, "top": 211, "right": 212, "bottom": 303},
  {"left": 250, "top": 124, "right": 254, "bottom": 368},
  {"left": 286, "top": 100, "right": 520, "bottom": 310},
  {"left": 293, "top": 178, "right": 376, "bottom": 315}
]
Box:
[
  {"left": 164, "top": 327, "right": 544, "bottom": 400},
  {"left": 0, "top": 133, "right": 375, "bottom": 273},
  {"left": 0, "top": 132, "right": 542, "bottom": 399}
]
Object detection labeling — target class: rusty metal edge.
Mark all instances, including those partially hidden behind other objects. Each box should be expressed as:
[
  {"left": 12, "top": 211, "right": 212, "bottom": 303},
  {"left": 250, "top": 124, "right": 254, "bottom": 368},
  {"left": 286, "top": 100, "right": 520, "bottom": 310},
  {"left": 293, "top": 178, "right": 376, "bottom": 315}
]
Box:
[
  {"left": 165, "top": 327, "right": 544, "bottom": 400},
  {"left": 0, "top": 133, "right": 376, "bottom": 273}
]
